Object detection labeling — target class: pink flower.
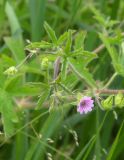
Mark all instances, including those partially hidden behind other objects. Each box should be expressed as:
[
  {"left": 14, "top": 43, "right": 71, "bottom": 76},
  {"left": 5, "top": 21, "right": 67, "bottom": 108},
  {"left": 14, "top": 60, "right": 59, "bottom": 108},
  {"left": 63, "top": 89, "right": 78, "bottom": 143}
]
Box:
[{"left": 77, "top": 96, "right": 94, "bottom": 114}]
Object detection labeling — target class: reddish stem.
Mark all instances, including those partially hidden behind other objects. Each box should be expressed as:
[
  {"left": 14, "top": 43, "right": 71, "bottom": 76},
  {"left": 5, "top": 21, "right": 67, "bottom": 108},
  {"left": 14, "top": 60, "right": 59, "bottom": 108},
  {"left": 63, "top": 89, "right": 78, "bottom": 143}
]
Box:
[{"left": 96, "top": 89, "right": 124, "bottom": 94}]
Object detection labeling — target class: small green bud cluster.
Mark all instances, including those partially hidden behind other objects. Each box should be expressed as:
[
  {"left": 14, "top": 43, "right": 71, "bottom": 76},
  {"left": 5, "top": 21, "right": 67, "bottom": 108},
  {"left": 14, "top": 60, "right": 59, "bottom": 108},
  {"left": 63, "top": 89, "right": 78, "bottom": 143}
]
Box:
[
  {"left": 101, "top": 93, "right": 124, "bottom": 110},
  {"left": 4, "top": 66, "right": 17, "bottom": 76},
  {"left": 41, "top": 57, "right": 49, "bottom": 70}
]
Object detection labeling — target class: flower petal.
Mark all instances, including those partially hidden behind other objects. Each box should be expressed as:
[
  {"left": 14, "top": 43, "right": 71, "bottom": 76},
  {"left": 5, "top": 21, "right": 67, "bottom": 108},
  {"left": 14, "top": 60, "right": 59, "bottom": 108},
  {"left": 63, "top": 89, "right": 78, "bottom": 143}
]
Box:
[{"left": 77, "top": 96, "right": 94, "bottom": 114}]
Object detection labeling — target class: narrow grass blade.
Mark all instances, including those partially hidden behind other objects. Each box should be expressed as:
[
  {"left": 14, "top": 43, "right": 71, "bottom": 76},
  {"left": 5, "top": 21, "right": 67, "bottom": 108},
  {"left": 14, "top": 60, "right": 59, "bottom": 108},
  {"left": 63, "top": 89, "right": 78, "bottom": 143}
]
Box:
[
  {"left": 29, "top": 0, "right": 47, "bottom": 41},
  {"left": 106, "top": 120, "right": 124, "bottom": 160}
]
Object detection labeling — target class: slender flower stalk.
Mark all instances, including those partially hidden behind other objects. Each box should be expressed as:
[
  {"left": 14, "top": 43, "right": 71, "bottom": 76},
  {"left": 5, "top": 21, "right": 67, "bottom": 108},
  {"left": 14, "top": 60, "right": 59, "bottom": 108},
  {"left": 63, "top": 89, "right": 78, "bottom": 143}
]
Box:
[{"left": 102, "top": 72, "right": 117, "bottom": 89}]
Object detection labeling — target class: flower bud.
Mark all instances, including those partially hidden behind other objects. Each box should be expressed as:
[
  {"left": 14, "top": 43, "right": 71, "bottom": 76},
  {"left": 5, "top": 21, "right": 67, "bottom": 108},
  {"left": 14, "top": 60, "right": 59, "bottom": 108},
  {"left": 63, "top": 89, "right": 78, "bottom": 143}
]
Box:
[
  {"left": 115, "top": 93, "right": 124, "bottom": 108},
  {"left": 41, "top": 57, "right": 49, "bottom": 70},
  {"left": 4, "top": 66, "right": 17, "bottom": 76},
  {"left": 101, "top": 95, "right": 113, "bottom": 110}
]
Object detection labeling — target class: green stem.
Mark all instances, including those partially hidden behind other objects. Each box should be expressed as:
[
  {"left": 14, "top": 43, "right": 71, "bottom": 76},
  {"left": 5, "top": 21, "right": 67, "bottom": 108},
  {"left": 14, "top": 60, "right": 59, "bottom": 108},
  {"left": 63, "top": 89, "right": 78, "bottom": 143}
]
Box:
[
  {"left": 0, "top": 111, "right": 49, "bottom": 147},
  {"left": 16, "top": 53, "right": 34, "bottom": 69},
  {"left": 68, "top": 61, "right": 96, "bottom": 88},
  {"left": 58, "top": 83, "right": 73, "bottom": 94},
  {"left": 46, "top": 67, "right": 49, "bottom": 84},
  {"left": 103, "top": 72, "right": 117, "bottom": 89},
  {"left": 95, "top": 89, "right": 124, "bottom": 95},
  {"left": 21, "top": 131, "right": 73, "bottom": 160}
]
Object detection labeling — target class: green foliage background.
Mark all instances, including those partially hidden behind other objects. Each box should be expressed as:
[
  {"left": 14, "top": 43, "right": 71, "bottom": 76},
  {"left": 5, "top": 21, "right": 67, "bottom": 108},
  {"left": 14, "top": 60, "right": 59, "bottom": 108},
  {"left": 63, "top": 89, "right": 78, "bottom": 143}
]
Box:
[{"left": 1, "top": 0, "right": 124, "bottom": 160}]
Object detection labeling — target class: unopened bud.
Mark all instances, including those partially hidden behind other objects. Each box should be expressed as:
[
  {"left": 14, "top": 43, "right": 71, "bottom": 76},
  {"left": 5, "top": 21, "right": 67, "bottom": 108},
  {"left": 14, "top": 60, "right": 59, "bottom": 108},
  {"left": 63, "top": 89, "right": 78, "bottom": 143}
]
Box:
[
  {"left": 115, "top": 93, "right": 124, "bottom": 108},
  {"left": 56, "top": 47, "right": 63, "bottom": 55},
  {"left": 41, "top": 57, "right": 49, "bottom": 70},
  {"left": 101, "top": 95, "right": 113, "bottom": 110},
  {"left": 26, "top": 39, "right": 31, "bottom": 44},
  {"left": 4, "top": 66, "right": 17, "bottom": 75}
]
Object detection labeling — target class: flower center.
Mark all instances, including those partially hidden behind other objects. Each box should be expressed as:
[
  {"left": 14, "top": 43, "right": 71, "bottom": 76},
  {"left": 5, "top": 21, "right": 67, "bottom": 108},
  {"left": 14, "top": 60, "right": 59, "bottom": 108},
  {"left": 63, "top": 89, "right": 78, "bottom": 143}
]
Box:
[{"left": 80, "top": 101, "right": 86, "bottom": 106}]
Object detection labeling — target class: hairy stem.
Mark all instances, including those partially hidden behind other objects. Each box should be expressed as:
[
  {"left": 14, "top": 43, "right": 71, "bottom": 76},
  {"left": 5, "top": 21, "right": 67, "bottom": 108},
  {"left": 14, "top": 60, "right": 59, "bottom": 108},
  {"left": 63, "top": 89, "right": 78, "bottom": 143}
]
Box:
[
  {"left": 103, "top": 72, "right": 118, "bottom": 89},
  {"left": 96, "top": 89, "right": 124, "bottom": 95}
]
